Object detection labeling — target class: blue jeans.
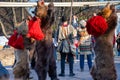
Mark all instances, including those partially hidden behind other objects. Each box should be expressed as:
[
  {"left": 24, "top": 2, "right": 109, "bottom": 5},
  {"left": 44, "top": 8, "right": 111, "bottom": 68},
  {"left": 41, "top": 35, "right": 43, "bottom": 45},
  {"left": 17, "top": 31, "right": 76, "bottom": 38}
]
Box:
[
  {"left": 72, "top": 23, "right": 78, "bottom": 29},
  {"left": 76, "top": 48, "right": 79, "bottom": 59},
  {"left": 118, "top": 50, "right": 120, "bottom": 56},
  {"left": 54, "top": 47, "right": 57, "bottom": 60},
  {"left": 80, "top": 54, "right": 92, "bottom": 70}
]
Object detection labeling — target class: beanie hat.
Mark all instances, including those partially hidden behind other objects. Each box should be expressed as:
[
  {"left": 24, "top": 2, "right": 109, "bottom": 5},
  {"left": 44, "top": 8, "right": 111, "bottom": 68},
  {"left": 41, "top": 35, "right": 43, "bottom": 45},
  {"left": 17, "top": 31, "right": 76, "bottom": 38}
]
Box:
[
  {"left": 79, "top": 20, "right": 86, "bottom": 28},
  {"left": 61, "top": 16, "right": 67, "bottom": 23},
  {"left": 86, "top": 16, "right": 108, "bottom": 37}
]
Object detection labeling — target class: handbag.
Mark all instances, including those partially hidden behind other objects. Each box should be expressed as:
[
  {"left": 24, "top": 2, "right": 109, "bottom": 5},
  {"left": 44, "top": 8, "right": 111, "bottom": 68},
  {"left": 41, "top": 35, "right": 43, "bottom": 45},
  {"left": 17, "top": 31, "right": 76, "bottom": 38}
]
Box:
[
  {"left": 57, "top": 41, "right": 63, "bottom": 52},
  {"left": 62, "top": 26, "right": 76, "bottom": 55},
  {"left": 69, "top": 43, "right": 76, "bottom": 55},
  {"left": 62, "top": 40, "right": 70, "bottom": 53},
  {"left": 57, "top": 39, "right": 71, "bottom": 53}
]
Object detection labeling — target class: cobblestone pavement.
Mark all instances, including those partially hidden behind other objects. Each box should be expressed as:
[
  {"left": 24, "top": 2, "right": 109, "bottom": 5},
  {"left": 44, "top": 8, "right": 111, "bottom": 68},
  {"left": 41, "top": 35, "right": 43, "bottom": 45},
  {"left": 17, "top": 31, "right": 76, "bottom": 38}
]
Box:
[{"left": 6, "top": 57, "right": 120, "bottom": 80}]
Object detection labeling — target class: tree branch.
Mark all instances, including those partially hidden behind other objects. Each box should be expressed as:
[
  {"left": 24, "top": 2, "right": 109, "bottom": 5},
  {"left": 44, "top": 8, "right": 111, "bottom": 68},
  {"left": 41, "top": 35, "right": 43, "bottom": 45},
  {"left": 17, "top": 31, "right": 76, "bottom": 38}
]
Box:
[{"left": 0, "top": 19, "right": 9, "bottom": 39}]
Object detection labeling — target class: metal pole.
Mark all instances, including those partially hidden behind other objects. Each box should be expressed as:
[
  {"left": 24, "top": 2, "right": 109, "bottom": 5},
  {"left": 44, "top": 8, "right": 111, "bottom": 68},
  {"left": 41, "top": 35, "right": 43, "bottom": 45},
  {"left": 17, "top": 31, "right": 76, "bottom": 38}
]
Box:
[
  {"left": 0, "top": 1, "right": 120, "bottom": 7},
  {"left": 69, "top": 0, "right": 73, "bottom": 25}
]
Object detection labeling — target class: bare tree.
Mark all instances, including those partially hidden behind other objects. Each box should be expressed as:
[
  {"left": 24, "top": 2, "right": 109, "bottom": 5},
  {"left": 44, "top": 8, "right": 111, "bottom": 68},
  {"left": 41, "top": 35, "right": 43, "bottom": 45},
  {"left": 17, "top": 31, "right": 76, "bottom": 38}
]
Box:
[
  {"left": 0, "top": 19, "right": 9, "bottom": 39},
  {"left": 11, "top": 0, "right": 17, "bottom": 27},
  {"left": 0, "top": 0, "right": 30, "bottom": 36}
]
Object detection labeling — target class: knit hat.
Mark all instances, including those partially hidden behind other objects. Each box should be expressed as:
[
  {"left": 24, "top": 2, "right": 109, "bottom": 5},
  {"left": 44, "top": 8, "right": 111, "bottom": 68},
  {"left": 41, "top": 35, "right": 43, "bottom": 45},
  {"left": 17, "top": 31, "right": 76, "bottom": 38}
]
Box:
[
  {"left": 61, "top": 16, "right": 67, "bottom": 23},
  {"left": 79, "top": 20, "right": 86, "bottom": 28},
  {"left": 86, "top": 16, "right": 108, "bottom": 37}
]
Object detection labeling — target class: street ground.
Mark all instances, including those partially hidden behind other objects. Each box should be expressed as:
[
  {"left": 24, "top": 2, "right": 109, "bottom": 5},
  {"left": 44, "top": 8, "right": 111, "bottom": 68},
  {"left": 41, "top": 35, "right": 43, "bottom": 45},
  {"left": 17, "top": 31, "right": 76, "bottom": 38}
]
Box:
[{"left": 6, "top": 57, "right": 120, "bottom": 80}]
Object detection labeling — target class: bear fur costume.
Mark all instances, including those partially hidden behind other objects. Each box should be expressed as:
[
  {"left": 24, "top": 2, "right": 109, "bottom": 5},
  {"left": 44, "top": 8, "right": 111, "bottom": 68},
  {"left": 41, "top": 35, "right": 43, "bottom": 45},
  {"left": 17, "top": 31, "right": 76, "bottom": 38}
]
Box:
[
  {"left": 89, "top": 4, "right": 118, "bottom": 80},
  {"left": 12, "top": 21, "right": 35, "bottom": 80},
  {"left": 12, "top": 1, "right": 48, "bottom": 80},
  {"left": 34, "top": 2, "right": 59, "bottom": 80}
]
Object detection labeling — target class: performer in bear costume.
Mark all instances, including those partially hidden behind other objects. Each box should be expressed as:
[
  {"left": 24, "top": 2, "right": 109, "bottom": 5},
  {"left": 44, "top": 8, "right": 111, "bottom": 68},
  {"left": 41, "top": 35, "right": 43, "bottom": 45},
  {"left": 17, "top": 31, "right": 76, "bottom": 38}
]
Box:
[
  {"left": 34, "top": 1, "right": 59, "bottom": 80},
  {"left": 8, "top": 1, "right": 45, "bottom": 79},
  {"left": 86, "top": 3, "right": 117, "bottom": 80},
  {"left": 8, "top": 21, "right": 31, "bottom": 80}
]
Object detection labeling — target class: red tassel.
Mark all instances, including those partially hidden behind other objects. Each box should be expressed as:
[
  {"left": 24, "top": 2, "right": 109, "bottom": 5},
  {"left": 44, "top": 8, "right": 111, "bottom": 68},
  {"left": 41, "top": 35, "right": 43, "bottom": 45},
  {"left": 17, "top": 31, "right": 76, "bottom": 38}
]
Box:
[
  {"left": 8, "top": 31, "right": 18, "bottom": 47},
  {"left": 27, "top": 17, "right": 44, "bottom": 40},
  {"left": 14, "top": 35, "right": 24, "bottom": 49},
  {"left": 8, "top": 31, "right": 24, "bottom": 49}
]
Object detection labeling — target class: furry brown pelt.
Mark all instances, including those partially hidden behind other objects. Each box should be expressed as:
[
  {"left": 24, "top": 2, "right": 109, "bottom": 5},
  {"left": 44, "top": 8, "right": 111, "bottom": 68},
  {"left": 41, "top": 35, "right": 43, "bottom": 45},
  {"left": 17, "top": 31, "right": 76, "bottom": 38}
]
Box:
[
  {"left": 13, "top": 49, "right": 29, "bottom": 80},
  {"left": 12, "top": 19, "right": 36, "bottom": 80},
  {"left": 90, "top": 4, "right": 117, "bottom": 80},
  {"left": 34, "top": 1, "right": 47, "bottom": 18},
  {"left": 34, "top": 2, "right": 58, "bottom": 80}
]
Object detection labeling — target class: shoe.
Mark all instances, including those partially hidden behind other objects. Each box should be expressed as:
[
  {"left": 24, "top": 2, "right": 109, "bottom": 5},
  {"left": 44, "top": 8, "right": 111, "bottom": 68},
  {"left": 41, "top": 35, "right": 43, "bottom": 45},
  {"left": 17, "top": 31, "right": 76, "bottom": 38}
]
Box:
[
  {"left": 89, "top": 68, "right": 92, "bottom": 71},
  {"left": 58, "top": 73, "right": 65, "bottom": 77},
  {"left": 29, "top": 76, "right": 33, "bottom": 79},
  {"left": 69, "top": 73, "right": 75, "bottom": 76},
  {"left": 51, "top": 78, "right": 59, "bottom": 80},
  {"left": 81, "top": 69, "right": 84, "bottom": 72}
]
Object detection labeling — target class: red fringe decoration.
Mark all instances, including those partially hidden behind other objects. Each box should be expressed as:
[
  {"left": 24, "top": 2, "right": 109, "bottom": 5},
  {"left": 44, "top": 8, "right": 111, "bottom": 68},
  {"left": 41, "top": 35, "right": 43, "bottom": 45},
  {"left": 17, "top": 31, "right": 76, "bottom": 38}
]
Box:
[
  {"left": 27, "top": 17, "right": 44, "bottom": 40},
  {"left": 8, "top": 31, "right": 24, "bottom": 49}
]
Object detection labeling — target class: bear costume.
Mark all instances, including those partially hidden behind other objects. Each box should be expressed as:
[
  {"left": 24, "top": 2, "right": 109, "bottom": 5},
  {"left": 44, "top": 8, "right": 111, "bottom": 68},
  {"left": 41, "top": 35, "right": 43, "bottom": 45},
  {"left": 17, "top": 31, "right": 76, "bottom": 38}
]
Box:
[
  {"left": 86, "top": 3, "right": 117, "bottom": 80},
  {"left": 34, "top": 2, "right": 59, "bottom": 80}
]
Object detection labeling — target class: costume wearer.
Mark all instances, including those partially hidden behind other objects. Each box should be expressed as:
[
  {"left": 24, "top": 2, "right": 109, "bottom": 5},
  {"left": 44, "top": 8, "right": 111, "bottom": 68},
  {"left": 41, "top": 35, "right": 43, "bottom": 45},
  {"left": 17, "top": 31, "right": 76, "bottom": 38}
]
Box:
[
  {"left": 8, "top": 7, "right": 44, "bottom": 79},
  {"left": 58, "top": 16, "right": 77, "bottom": 77},
  {"left": 86, "top": 4, "right": 117, "bottom": 80},
  {"left": 8, "top": 21, "right": 30, "bottom": 79},
  {"left": 13, "top": 49, "right": 30, "bottom": 79},
  {"left": 34, "top": 2, "right": 59, "bottom": 80},
  {"left": 8, "top": 20, "right": 37, "bottom": 79}
]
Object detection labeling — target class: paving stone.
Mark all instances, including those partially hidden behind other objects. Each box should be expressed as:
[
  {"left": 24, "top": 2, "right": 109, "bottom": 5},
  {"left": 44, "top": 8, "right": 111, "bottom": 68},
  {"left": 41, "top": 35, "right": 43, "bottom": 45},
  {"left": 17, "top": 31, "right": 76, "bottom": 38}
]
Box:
[{"left": 6, "top": 60, "right": 120, "bottom": 80}]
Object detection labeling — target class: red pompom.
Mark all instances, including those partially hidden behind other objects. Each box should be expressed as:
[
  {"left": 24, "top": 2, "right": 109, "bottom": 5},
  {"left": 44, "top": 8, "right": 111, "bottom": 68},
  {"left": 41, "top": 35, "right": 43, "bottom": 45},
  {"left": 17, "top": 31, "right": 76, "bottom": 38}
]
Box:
[
  {"left": 27, "top": 17, "right": 44, "bottom": 40},
  {"left": 86, "top": 16, "right": 108, "bottom": 37},
  {"left": 8, "top": 31, "right": 24, "bottom": 49}
]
